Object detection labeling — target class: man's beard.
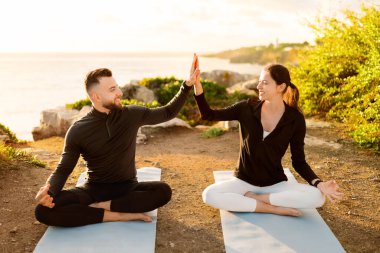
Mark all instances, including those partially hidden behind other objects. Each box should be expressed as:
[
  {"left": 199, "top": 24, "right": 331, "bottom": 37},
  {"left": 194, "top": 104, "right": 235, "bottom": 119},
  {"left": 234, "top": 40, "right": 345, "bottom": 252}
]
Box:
[{"left": 103, "top": 99, "right": 122, "bottom": 111}]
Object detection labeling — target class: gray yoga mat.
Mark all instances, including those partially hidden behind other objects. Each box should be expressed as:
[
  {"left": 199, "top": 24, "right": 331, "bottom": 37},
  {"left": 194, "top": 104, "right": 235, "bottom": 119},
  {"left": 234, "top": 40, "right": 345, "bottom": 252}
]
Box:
[
  {"left": 214, "top": 169, "right": 346, "bottom": 253},
  {"left": 34, "top": 167, "right": 161, "bottom": 253}
]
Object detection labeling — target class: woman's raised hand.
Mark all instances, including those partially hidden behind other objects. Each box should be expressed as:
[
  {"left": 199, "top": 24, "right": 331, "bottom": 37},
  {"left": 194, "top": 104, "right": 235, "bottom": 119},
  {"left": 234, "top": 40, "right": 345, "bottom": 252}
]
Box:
[
  {"left": 186, "top": 53, "right": 200, "bottom": 87},
  {"left": 193, "top": 54, "right": 203, "bottom": 95}
]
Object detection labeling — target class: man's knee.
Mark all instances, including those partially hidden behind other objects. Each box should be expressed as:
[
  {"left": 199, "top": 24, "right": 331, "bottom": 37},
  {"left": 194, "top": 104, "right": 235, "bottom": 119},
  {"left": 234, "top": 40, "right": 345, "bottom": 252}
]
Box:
[
  {"left": 157, "top": 182, "right": 172, "bottom": 205},
  {"left": 35, "top": 204, "right": 52, "bottom": 225}
]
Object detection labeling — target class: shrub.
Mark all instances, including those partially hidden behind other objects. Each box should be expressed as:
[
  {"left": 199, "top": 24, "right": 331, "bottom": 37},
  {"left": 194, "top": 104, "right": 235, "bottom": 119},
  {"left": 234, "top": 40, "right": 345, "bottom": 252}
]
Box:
[
  {"left": 66, "top": 98, "right": 91, "bottom": 110},
  {"left": 66, "top": 98, "right": 160, "bottom": 110},
  {"left": 290, "top": 5, "right": 380, "bottom": 150},
  {"left": 201, "top": 127, "right": 225, "bottom": 138},
  {"left": 0, "top": 123, "right": 19, "bottom": 143},
  {"left": 0, "top": 143, "right": 46, "bottom": 167}
]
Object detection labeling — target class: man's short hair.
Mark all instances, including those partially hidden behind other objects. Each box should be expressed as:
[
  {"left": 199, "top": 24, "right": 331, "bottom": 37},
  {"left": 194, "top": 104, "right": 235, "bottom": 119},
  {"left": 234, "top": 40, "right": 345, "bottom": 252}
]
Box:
[{"left": 84, "top": 68, "right": 112, "bottom": 93}]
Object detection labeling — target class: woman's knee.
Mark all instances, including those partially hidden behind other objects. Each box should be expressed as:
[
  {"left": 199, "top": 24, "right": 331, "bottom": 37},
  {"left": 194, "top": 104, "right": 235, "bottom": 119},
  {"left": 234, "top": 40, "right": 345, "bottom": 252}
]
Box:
[
  {"left": 202, "top": 184, "right": 220, "bottom": 206},
  {"left": 308, "top": 187, "right": 326, "bottom": 208},
  {"left": 314, "top": 189, "right": 326, "bottom": 208}
]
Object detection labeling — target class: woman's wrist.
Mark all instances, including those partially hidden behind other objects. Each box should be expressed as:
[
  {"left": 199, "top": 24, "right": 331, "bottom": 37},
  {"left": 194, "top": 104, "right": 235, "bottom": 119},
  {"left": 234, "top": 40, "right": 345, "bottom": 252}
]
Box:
[
  {"left": 312, "top": 178, "right": 323, "bottom": 188},
  {"left": 194, "top": 85, "right": 203, "bottom": 96}
]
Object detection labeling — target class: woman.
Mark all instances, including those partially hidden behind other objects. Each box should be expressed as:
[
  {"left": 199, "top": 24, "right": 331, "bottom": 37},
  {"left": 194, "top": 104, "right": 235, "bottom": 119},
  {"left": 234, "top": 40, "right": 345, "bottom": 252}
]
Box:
[{"left": 193, "top": 57, "right": 343, "bottom": 216}]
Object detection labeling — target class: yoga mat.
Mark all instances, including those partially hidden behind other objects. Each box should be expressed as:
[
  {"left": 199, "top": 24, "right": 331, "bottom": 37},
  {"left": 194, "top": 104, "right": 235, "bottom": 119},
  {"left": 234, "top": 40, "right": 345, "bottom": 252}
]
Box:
[
  {"left": 34, "top": 167, "right": 161, "bottom": 253},
  {"left": 214, "top": 169, "right": 345, "bottom": 253}
]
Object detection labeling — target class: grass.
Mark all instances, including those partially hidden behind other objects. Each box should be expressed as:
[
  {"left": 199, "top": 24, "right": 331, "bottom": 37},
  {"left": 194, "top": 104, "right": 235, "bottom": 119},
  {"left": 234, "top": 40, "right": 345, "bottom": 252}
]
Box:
[
  {"left": 0, "top": 123, "right": 19, "bottom": 143},
  {"left": 0, "top": 143, "right": 46, "bottom": 168},
  {"left": 201, "top": 127, "right": 225, "bottom": 138}
]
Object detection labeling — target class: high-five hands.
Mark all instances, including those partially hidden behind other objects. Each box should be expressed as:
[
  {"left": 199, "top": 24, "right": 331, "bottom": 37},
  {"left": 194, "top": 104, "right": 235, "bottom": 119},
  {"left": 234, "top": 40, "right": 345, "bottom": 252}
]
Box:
[
  {"left": 35, "top": 183, "right": 55, "bottom": 208},
  {"left": 186, "top": 53, "right": 200, "bottom": 87}
]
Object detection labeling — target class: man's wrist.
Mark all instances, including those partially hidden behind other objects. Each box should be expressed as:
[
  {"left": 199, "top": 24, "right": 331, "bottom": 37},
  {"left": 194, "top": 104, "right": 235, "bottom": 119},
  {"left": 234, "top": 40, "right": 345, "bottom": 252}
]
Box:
[{"left": 185, "top": 80, "right": 193, "bottom": 87}]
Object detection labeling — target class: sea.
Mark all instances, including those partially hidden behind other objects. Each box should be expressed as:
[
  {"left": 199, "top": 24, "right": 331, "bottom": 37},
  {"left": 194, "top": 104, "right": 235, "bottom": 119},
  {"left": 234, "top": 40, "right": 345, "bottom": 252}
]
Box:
[{"left": 0, "top": 52, "right": 261, "bottom": 140}]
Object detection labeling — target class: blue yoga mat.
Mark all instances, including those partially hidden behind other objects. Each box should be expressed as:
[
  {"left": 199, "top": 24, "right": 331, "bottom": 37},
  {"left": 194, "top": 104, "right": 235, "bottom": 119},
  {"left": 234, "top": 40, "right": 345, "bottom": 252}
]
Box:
[
  {"left": 214, "top": 169, "right": 346, "bottom": 253},
  {"left": 34, "top": 167, "right": 161, "bottom": 253}
]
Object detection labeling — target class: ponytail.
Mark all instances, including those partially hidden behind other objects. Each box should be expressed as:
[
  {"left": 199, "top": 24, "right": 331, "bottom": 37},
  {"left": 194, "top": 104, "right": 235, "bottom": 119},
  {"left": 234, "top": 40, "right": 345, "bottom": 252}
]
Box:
[{"left": 283, "top": 82, "right": 302, "bottom": 113}]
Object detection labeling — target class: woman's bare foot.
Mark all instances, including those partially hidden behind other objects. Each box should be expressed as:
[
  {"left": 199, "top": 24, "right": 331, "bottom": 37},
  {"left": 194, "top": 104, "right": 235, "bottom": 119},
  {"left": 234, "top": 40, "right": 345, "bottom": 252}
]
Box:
[
  {"left": 244, "top": 191, "right": 270, "bottom": 204},
  {"left": 103, "top": 211, "right": 152, "bottom": 222},
  {"left": 255, "top": 199, "right": 302, "bottom": 217}
]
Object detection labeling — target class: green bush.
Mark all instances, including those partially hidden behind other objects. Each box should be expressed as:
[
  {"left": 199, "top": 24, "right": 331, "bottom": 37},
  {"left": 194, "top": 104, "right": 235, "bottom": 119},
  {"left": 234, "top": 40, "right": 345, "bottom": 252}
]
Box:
[
  {"left": 140, "top": 76, "right": 179, "bottom": 91},
  {"left": 66, "top": 98, "right": 160, "bottom": 110},
  {"left": 201, "top": 127, "right": 225, "bottom": 138},
  {"left": 291, "top": 5, "right": 380, "bottom": 151},
  {"left": 66, "top": 98, "right": 91, "bottom": 110},
  {"left": 0, "top": 143, "right": 46, "bottom": 167},
  {"left": 0, "top": 123, "right": 19, "bottom": 143}
]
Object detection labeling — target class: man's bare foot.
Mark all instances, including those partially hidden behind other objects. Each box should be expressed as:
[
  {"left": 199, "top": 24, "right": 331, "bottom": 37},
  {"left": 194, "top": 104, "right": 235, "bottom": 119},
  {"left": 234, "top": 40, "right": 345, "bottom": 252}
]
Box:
[
  {"left": 255, "top": 200, "right": 302, "bottom": 217},
  {"left": 103, "top": 211, "right": 152, "bottom": 222}
]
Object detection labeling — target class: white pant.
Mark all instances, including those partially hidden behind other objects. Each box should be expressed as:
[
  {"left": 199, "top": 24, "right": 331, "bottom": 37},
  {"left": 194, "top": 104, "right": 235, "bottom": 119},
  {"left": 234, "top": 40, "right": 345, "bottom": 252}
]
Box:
[{"left": 202, "top": 177, "right": 325, "bottom": 212}]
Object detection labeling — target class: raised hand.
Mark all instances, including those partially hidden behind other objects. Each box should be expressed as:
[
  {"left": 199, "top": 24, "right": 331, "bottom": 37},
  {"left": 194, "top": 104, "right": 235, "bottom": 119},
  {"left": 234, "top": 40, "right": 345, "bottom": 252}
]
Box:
[
  {"left": 186, "top": 53, "right": 200, "bottom": 87},
  {"left": 317, "top": 180, "right": 344, "bottom": 203},
  {"left": 35, "top": 183, "right": 55, "bottom": 208},
  {"left": 192, "top": 54, "right": 203, "bottom": 95}
]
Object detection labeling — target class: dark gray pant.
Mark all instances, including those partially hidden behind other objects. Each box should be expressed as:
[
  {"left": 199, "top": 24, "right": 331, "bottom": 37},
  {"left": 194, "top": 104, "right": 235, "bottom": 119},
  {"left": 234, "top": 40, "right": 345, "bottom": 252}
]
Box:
[{"left": 35, "top": 180, "right": 171, "bottom": 227}]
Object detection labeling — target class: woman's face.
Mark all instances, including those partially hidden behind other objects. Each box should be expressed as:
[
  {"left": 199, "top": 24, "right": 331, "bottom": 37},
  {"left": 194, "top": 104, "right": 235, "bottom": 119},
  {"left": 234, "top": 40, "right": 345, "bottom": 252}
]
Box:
[{"left": 257, "top": 70, "right": 285, "bottom": 101}]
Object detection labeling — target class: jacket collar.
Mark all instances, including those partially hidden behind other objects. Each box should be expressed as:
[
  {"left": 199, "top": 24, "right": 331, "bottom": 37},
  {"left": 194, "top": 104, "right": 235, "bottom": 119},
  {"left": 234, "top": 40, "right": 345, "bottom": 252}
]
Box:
[
  {"left": 251, "top": 100, "right": 298, "bottom": 128},
  {"left": 88, "top": 107, "right": 110, "bottom": 119}
]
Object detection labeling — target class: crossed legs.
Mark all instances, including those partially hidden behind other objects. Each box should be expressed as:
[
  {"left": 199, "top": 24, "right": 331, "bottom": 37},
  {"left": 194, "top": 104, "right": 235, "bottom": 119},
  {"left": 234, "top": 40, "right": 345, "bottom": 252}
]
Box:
[
  {"left": 202, "top": 177, "right": 325, "bottom": 216},
  {"left": 35, "top": 181, "right": 171, "bottom": 227}
]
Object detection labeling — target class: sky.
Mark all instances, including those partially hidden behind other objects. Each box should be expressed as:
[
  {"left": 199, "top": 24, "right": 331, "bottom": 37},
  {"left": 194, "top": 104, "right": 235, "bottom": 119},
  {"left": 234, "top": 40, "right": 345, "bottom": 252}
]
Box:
[{"left": 0, "top": 0, "right": 378, "bottom": 53}]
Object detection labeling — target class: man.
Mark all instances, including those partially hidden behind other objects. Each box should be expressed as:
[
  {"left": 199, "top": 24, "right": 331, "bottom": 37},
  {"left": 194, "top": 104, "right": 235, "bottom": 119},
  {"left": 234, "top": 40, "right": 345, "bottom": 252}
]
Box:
[{"left": 35, "top": 55, "right": 200, "bottom": 227}]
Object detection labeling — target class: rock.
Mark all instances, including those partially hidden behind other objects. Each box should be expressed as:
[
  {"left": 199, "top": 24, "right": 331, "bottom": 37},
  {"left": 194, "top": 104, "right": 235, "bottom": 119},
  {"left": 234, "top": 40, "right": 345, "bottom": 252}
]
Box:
[
  {"left": 306, "top": 119, "right": 331, "bottom": 128},
  {"left": 201, "top": 70, "right": 255, "bottom": 87},
  {"left": 141, "top": 118, "right": 191, "bottom": 136},
  {"left": 0, "top": 134, "right": 10, "bottom": 143},
  {"left": 136, "top": 128, "right": 147, "bottom": 144},
  {"left": 304, "top": 134, "right": 342, "bottom": 149},
  {"left": 120, "top": 83, "right": 155, "bottom": 103},
  {"left": 144, "top": 118, "right": 191, "bottom": 129},
  {"left": 32, "top": 106, "right": 91, "bottom": 141},
  {"left": 227, "top": 79, "right": 259, "bottom": 96},
  {"left": 194, "top": 125, "right": 211, "bottom": 130},
  {"left": 10, "top": 227, "right": 18, "bottom": 233},
  {"left": 215, "top": 121, "right": 239, "bottom": 130}
]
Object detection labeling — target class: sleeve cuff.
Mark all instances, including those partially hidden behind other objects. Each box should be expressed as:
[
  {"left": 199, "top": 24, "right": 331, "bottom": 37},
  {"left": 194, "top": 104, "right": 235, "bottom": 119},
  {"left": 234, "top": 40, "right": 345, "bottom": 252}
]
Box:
[{"left": 182, "top": 81, "right": 192, "bottom": 91}]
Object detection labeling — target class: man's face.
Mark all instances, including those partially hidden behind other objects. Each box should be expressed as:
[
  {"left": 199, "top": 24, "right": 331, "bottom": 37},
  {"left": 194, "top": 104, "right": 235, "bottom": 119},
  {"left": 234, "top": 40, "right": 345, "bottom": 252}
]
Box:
[{"left": 95, "top": 76, "right": 123, "bottom": 110}]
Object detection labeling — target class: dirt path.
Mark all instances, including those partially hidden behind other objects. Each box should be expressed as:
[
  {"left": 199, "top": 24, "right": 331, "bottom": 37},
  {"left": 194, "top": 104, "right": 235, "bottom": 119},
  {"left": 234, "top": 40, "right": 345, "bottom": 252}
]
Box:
[{"left": 0, "top": 121, "right": 379, "bottom": 253}]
